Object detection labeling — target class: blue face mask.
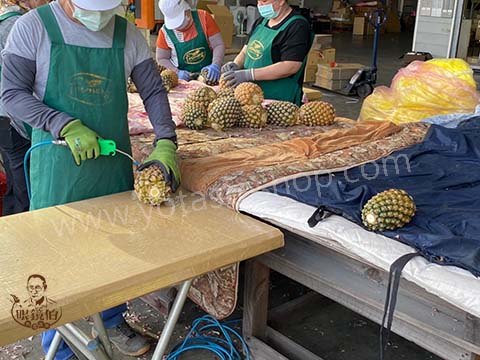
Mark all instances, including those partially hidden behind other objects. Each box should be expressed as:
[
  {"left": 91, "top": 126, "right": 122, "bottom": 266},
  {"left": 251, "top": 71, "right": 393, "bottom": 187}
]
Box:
[
  {"left": 73, "top": 6, "right": 115, "bottom": 32},
  {"left": 258, "top": 3, "right": 278, "bottom": 20}
]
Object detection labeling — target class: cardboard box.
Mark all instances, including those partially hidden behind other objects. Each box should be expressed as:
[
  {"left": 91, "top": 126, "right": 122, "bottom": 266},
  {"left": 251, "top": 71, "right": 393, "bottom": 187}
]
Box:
[
  {"left": 197, "top": 0, "right": 217, "bottom": 11},
  {"left": 353, "top": 5, "right": 379, "bottom": 17},
  {"left": 385, "top": 9, "right": 401, "bottom": 33},
  {"left": 303, "top": 87, "right": 322, "bottom": 101},
  {"left": 306, "top": 48, "right": 336, "bottom": 67},
  {"left": 353, "top": 16, "right": 385, "bottom": 35},
  {"left": 304, "top": 65, "right": 317, "bottom": 82},
  {"left": 353, "top": 16, "right": 366, "bottom": 35},
  {"left": 476, "top": 22, "right": 480, "bottom": 40},
  {"left": 331, "top": 0, "right": 343, "bottom": 11},
  {"left": 400, "top": 51, "right": 433, "bottom": 66},
  {"left": 314, "top": 76, "right": 350, "bottom": 91},
  {"left": 467, "top": 56, "right": 479, "bottom": 65},
  {"left": 207, "top": 5, "right": 234, "bottom": 48},
  {"left": 320, "top": 48, "right": 336, "bottom": 63},
  {"left": 311, "top": 34, "right": 333, "bottom": 50},
  {"left": 317, "top": 63, "right": 364, "bottom": 80}
]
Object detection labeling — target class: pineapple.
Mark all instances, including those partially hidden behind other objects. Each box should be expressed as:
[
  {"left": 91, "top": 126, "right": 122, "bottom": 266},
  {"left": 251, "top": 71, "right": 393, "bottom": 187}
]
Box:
[
  {"left": 219, "top": 73, "right": 231, "bottom": 89},
  {"left": 127, "top": 78, "right": 137, "bottom": 93},
  {"left": 361, "top": 189, "right": 416, "bottom": 231},
  {"left": 239, "top": 105, "right": 268, "bottom": 128},
  {"left": 160, "top": 69, "right": 179, "bottom": 92},
  {"left": 156, "top": 63, "right": 167, "bottom": 74},
  {"left": 217, "top": 87, "right": 235, "bottom": 98},
  {"left": 234, "top": 82, "right": 264, "bottom": 106},
  {"left": 186, "top": 86, "right": 218, "bottom": 109},
  {"left": 208, "top": 97, "right": 242, "bottom": 131},
  {"left": 300, "top": 101, "right": 336, "bottom": 126},
  {"left": 182, "top": 102, "right": 208, "bottom": 130},
  {"left": 266, "top": 101, "right": 300, "bottom": 127},
  {"left": 134, "top": 165, "right": 172, "bottom": 206},
  {"left": 198, "top": 68, "right": 219, "bottom": 86}
]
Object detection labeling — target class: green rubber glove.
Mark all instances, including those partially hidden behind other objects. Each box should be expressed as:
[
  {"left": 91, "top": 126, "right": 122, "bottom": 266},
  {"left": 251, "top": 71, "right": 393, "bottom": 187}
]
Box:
[
  {"left": 140, "top": 139, "right": 180, "bottom": 191},
  {"left": 60, "top": 119, "right": 100, "bottom": 166}
]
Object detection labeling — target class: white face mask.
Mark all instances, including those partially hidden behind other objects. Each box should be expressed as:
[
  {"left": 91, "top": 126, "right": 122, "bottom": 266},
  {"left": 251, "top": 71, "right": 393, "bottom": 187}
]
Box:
[{"left": 73, "top": 6, "right": 115, "bottom": 32}]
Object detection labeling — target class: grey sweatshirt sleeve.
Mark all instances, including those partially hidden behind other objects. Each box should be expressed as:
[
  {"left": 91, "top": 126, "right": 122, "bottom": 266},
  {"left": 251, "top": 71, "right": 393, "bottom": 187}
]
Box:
[
  {"left": 131, "top": 58, "right": 177, "bottom": 144},
  {"left": 1, "top": 53, "right": 74, "bottom": 139},
  {"left": 209, "top": 33, "right": 225, "bottom": 67},
  {"left": 155, "top": 48, "right": 177, "bottom": 71}
]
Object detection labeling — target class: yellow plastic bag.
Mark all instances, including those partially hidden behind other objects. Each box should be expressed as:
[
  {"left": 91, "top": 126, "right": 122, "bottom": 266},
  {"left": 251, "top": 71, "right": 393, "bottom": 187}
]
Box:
[{"left": 359, "top": 59, "right": 480, "bottom": 124}]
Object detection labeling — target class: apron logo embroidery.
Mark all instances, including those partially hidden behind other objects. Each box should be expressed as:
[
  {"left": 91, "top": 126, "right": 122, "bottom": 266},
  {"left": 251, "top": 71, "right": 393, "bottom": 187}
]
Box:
[
  {"left": 183, "top": 47, "right": 207, "bottom": 65},
  {"left": 69, "top": 73, "right": 113, "bottom": 106},
  {"left": 247, "top": 40, "right": 265, "bottom": 61},
  {"left": 10, "top": 274, "right": 62, "bottom": 331}
]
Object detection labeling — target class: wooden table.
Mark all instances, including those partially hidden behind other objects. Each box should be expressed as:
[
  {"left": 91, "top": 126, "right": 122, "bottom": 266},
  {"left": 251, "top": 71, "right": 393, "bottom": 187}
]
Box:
[{"left": 0, "top": 190, "right": 283, "bottom": 359}]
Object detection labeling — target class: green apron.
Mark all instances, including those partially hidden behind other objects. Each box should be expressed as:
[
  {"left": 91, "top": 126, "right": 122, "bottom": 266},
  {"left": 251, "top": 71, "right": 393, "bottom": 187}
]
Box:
[
  {"left": 0, "top": 11, "right": 21, "bottom": 116},
  {"left": 0, "top": 10, "right": 33, "bottom": 138},
  {"left": 245, "top": 16, "right": 311, "bottom": 106},
  {"left": 0, "top": 11, "right": 22, "bottom": 22},
  {"left": 0, "top": 11, "right": 22, "bottom": 74},
  {"left": 30, "top": 6, "right": 133, "bottom": 210},
  {"left": 163, "top": 10, "right": 212, "bottom": 73}
]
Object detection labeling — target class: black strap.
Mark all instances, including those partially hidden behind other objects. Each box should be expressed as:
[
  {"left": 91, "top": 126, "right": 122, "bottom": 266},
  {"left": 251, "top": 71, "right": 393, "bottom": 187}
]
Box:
[
  {"left": 380, "top": 252, "right": 420, "bottom": 360},
  {"left": 308, "top": 206, "right": 333, "bottom": 227}
]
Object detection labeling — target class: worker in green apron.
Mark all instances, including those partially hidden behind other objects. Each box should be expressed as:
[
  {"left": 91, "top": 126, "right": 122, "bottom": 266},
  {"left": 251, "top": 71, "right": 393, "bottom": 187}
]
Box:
[
  {"left": 222, "top": 0, "right": 313, "bottom": 105},
  {"left": 0, "top": 0, "right": 50, "bottom": 215},
  {"left": 1, "top": 0, "right": 179, "bottom": 358},
  {"left": 0, "top": 2, "right": 26, "bottom": 215},
  {"left": 156, "top": 0, "right": 225, "bottom": 83}
]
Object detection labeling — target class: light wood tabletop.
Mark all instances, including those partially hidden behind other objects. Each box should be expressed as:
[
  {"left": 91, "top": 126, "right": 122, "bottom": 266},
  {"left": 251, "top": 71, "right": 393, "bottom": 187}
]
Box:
[{"left": 0, "top": 190, "right": 283, "bottom": 346}]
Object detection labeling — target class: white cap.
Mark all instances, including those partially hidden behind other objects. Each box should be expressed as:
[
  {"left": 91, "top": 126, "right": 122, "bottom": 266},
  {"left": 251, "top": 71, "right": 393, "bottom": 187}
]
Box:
[
  {"left": 72, "top": 0, "right": 121, "bottom": 11},
  {"left": 158, "top": 0, "right": 191, "bottom": 30}
]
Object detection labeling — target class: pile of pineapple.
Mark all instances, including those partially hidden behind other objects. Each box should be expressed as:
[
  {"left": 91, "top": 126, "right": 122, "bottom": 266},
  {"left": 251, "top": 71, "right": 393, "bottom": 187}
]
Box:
[
  {"left": 128, "top": 64, "right": 179, "bottom": 93},
  {"left": 181, "top": 81, "right": 337, "bottom": 131}
]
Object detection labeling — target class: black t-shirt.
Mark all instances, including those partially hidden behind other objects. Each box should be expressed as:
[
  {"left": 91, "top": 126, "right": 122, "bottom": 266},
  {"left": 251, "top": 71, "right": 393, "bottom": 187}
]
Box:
[{"left": 248, "top": 10, "right": 312, "bottom": 64}]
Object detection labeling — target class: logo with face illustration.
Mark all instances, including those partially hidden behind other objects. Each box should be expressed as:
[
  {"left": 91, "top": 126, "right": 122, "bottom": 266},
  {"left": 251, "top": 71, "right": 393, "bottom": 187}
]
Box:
[{"left": 10, "top": 274, "right": 62, "bottom": 330}]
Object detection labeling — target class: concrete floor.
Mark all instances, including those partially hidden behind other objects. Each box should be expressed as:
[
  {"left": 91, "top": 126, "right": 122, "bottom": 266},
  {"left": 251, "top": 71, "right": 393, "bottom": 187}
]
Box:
[
  {"left": 315, "top": 31, "right": 416, "bottom": 120},
  {"left": 1, "top": 31, "right": 444, "bottom": 360}
]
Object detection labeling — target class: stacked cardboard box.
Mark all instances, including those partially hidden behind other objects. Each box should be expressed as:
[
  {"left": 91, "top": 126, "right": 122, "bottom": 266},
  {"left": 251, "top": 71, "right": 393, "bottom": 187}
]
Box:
[
  {"left": 315, "top": 63, "right": 364, "bottom": 91},
  {"left": 329, "top": 0, "right": 353, "bottom": 24},
  {"left": 304, "top": 35, "right": 336, "bottom": 83},
  {"left": 198, "top": 2, "right": 234, "bottom": 48},
  {"left": 303, "top": 87, "right": 323, "bottom": 101},
  {"left": 352, "top": 5, "right": 388, "bottom": 36}
]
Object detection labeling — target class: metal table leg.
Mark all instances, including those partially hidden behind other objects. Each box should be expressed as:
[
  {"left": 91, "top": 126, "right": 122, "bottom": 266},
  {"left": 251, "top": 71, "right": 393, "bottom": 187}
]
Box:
[
  {"left": 45, "top": 331, "right": 63, "bottom": 360},
  {"left": 151, "top": 279, "right": 193, "bottom": 360},
  {"left": 58, "top": 324, "right": 110, "bottom": 360},
  {"left": 44, "top": 318, "right": 112, "bottom": 360},
  {"left": 92, "top": 313, "right": 113, "bottom": 358}
]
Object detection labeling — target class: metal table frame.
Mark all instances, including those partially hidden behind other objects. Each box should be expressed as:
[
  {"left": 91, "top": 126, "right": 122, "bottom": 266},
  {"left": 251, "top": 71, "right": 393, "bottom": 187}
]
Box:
[
  {"left": 46, "top": 280, "right": 193, "bottom": 360},
  {"left": 243, "top": 230, "right": 480, "bottom": 360}
]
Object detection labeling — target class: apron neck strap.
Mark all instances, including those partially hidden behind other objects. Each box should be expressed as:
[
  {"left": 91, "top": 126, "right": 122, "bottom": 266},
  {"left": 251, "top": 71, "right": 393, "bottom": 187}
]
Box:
[
  {"left": 278, "top": 15, "right": 305, "bottom": 32},
  {"left": 0, "top": 12, "right": 21, "bottom": 22},
  {"left": 260, "top": 14, "right": 307, "bottom": 32},
  {"left": 37, "top": 5, "right": 65, "bottom": 44},
  {"left": 112, "top": 15, "right": 127, "bottom": 49},
  {"left": 38, "top": 6, "right": 127, "bottom": 49}
]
